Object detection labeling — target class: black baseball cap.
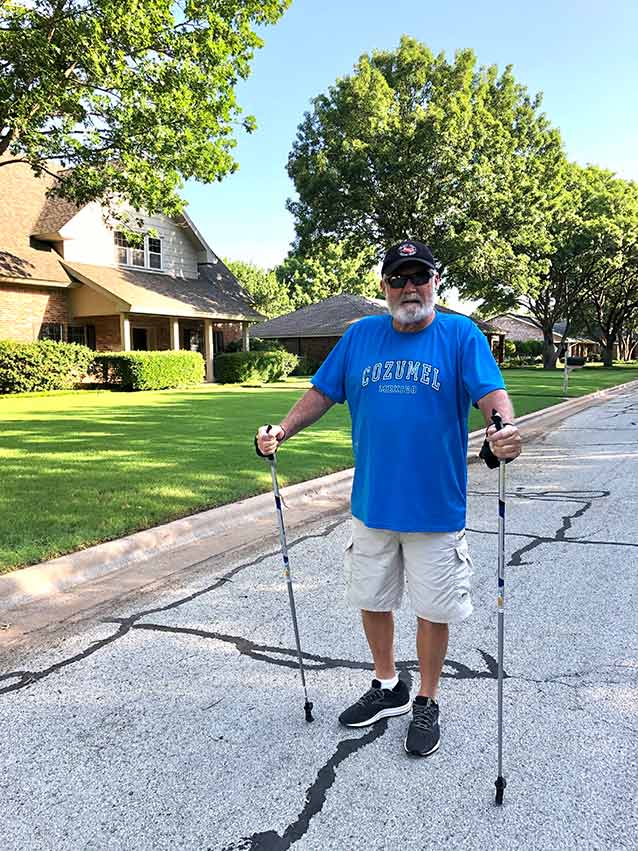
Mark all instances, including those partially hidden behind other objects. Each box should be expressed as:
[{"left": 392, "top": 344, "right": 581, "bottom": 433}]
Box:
[{"left": 381, "top": 240, "right": 437, "bottom": 277}]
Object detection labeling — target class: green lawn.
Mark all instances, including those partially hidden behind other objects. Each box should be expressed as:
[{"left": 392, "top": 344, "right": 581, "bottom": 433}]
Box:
[{"left": 1, "top": 365, "right": 637, "bottom": 572}]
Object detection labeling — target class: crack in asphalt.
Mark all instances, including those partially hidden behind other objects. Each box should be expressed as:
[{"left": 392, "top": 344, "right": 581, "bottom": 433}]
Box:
[
  {"left": 467, "top": 489, "right": 612, "bottom": 566},
  {"left": 0, "top": 519, "right": 348, "bottom": 696},
  {"left": 218, "top": 672, "right": 413, "bottom": 851},
  {"left": 130, "top": 622, "right": 505, "bottom": 681}
]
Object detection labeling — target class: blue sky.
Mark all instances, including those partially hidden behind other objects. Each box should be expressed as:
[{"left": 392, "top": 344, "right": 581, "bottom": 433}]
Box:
[{"left": 185, "top": 0, "right": 638, "bottom": 272}]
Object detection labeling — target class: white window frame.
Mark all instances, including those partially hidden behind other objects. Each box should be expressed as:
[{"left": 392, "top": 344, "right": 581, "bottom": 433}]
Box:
[{"left": 115, "top": 232, "right": 163, "bottom": 272}]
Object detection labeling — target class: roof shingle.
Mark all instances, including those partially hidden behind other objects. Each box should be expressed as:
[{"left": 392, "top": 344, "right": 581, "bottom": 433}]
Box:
[
  {"left": 0, "top": 159, "right": 72, "bottom": 284},
  {"left": 63, "top": 260, "right": 264, "bottom": 320},
  {"left": 251, "top": 293, "right": 499, "bottom": 338}
]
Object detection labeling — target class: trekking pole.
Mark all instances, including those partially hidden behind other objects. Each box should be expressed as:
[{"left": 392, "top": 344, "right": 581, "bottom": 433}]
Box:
[
  {"left": 479, "top": 411, "right": 509, "bottom": 803},
  {"left": 255, "top": 426, "right": 314, "bottom": 723},
  {"left": 492, "top": 410, "right": 507, "bottom": 806}
]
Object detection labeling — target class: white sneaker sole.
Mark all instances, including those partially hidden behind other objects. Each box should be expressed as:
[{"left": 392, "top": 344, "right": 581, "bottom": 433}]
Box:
[
  {"left": 340, "top": 700, "right": 412, "bottom": 728},
  {"left": 404, "top": 737, "right": 441, "bottom": 757}
]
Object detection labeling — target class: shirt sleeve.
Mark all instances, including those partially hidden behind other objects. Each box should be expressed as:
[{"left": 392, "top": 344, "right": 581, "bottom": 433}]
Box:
[
  {"left": 311, "top": 330, "right": 351, "bottom": 404},
  {"left": 461, "top": 322, "right": 505, "bottom": 404}
]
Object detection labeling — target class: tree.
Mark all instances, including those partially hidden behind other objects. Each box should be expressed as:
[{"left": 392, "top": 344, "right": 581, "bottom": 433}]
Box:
[
  {"left": 287, "top": 37, "right": 566, "bottom": 300},
  {"left": 224, "top": 258, "right": 293, "bottom": 319},
  {"left": 0, "top": 0, "right": 290, "bottom": 215},
  {"left": 617, "top": 315, "right": 638, "bottom": 362},
  {"left": 569, "top": 171, "right": 638, "bottom": 366},
  {"left": 275, "top": 242, "right": 380, "bottom": 308},
  {"left": 516, "top": 166, "right": 638, "bottom": 368}
]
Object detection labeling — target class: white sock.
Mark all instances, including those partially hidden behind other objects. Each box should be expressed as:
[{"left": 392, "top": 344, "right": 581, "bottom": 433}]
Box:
[{"left": 376, "top": 673, "right": 399, "bottom": 690}]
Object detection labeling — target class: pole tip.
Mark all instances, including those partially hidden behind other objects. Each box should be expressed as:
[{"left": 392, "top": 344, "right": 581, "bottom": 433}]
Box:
[
  {"left": 495, "top": 775, "right": 506, "bottom": 805},
  {"left": 304, "top": 701, "right": 314, "bottom": 723}
]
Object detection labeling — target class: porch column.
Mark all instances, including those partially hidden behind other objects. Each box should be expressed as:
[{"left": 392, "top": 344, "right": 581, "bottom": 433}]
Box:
[
  {"left": 119, "top": 313, "right": 131, "bottom": 351},
  {"left": 204, "top": 319, "right": 214, "bottom": 382},
  {"left": 242, "top": 322, "right": 250, "bottom": 352},
  {"left": 169, "top": 317, "right": 180, "bottom": 350}
]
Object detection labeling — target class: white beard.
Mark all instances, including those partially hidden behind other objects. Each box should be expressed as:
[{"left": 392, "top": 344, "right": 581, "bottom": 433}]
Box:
[{"left": 388, "top": 293, "right": 435, "bottom": 327}]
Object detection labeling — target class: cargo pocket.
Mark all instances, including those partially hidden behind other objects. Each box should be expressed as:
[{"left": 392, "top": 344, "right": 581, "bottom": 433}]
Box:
[{"left": 454, "top": 535, "right": 474, "bottom": 617}]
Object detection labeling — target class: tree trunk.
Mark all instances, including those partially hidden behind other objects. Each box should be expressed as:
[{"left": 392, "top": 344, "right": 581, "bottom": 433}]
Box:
[
  {"left": 543, "top": 331, "right": 557, "bottom": 369},
  {"left": 601, "top": 342, "right": 615, "bottom": 367}
]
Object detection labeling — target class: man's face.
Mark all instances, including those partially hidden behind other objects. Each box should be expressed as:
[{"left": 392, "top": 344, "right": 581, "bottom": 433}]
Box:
[{"left": 382, "top": 262, "right": 438, "bottom": 327}]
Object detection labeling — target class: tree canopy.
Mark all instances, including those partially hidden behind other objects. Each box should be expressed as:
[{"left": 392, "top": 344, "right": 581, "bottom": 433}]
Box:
[
  {"left": 224, "top": 258, "right": 293, "bottom": 319},
  {"left": 0, "top": 0, "right": 290, "bottom": 214},
  {"left": 570, "top": 168, "right": 638, "bottom": 365},
  {"left": 287, "top": 36, "right": 566, "bottom": 297},
  {"left": 276, "top": 242, "right": 380, "bottom": 308}
]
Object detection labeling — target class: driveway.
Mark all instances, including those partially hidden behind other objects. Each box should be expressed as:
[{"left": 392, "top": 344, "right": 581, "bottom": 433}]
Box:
[{"left": 1, "top": 392, "right": 637, "bottom": 850}]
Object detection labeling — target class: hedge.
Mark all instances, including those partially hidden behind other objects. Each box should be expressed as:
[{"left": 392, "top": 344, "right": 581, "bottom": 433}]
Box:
[
  {"left": 91, "top": 350, "right": 204, "bottom": 390},
  {"left": 0, "top": 340, "right": 94, "bottom": 394},
  {"left": 291, "top": 355, "right": 321, "bottom": 376},
  {"left": 513, "top": 340, "right": 544, "bottom": 357},
  {"left": 215, "top": 350, "right": 298, "bottom": 384},
  {"left": 225, "top": 336, "right": 283, "bottom": 353}
]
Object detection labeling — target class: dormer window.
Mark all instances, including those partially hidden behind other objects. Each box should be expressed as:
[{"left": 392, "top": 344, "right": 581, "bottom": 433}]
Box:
[{"left": 115, "top": 232, "right": 163, "bottom": 271}]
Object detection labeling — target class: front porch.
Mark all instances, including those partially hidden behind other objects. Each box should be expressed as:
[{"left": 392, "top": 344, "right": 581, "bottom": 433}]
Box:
[
  {"left": 75, "top": 313, "right": 251, "bottom": 381},
  {"left": 119, "top": 314, "right": 251, "bottom": 381}
]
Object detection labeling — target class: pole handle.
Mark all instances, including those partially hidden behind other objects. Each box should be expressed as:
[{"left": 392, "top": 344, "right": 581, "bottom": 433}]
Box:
[
  {"left": 491, "top": 410, "right": 504, "bottom": 432},
  {"left": 254, "top": 424, "right": 279, "bottom": 461},
  {"left": 479, "top": 409, "right": 505, "bottom": 469}
]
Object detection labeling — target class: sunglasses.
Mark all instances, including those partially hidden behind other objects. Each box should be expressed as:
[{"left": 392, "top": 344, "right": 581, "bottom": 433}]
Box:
[{"left": 386, "top": 270, "right": 435, "bottom": 289}]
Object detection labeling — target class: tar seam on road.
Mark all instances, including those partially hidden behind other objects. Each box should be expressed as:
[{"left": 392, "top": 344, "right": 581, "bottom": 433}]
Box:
[
  {"left": 466, "top": 488, "right": 612, "bottom": 566},
  {"left": 219, "top": 672, "right": 414, "bottom": 851},
  {"left": 0, "top": 518, "right": 347, "bottom": 695}
]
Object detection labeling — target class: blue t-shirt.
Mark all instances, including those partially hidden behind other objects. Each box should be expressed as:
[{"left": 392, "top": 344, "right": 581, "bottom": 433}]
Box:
[{"left": 311, "top": 312, "right": 505, "bottom": 532}]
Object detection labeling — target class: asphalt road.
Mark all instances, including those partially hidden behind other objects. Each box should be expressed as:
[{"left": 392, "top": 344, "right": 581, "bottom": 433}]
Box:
[{"left": 1, "top": 392, "right": 637, "bottom": 850}]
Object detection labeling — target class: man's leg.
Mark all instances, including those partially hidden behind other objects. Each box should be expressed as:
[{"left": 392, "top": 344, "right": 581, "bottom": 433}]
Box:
[
  {"left": 338, "top": 609, "right": 410, "bottom": 727},
  {"left": 416, "top": 617, "right": 448, "bottom": 698},
  {"left": 339, "top": 520, "right": 411, "bottom": 727},
  {"left": 361, "top": 610, "right": 396, "bottom": 680}
]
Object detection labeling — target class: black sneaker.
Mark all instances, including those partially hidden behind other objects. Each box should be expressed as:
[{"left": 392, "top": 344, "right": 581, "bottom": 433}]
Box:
[
  {"left": 338, "top": 678, "right": 411, "bottom": 727},
  {"left": 404, "top": 696, "right": 440, "bottom": 756}
]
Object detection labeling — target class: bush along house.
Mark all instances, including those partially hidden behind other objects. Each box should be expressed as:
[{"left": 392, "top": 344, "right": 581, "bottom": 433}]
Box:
[{"left": 0, "top": 157, "right": 263, "bottom": 381}]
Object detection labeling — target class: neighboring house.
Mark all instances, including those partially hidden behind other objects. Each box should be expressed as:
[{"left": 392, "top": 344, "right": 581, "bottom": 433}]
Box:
[
  {"left": 487, "top": 313, "right": 600, "bottom": 358},
  {"left": 0, "top": 158, "right": 263, "bottom": 380},
  {"left": 250, "top": 293, "right": 506, "bottom": 364}
]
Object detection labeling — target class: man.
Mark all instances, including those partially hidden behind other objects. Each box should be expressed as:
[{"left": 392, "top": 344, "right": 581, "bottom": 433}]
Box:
[{"left": 256, "top": 239, "right": 521, "bottom": 757}]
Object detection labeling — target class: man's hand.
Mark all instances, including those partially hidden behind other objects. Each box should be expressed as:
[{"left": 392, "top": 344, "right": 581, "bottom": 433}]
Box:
[
  {"left": 486, "top": 422, "right": 522, "bottom": 462},
  {"left": 256, "top": 424, "right": 285, "bottom": 457}
]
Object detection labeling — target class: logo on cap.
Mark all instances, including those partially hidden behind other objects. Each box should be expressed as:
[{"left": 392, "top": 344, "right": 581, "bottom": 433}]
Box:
[{"left": 398, "top": 243, "right": 417, "bottom": 256}]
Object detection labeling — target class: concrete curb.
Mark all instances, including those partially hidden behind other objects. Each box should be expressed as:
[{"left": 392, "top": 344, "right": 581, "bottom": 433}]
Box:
[{"left": 2, "top": 377, "right": 637, "bottom": 611}]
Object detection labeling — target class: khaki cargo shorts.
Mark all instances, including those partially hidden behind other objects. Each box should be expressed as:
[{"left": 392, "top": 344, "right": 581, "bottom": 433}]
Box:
[{"left": 343, "top": 516, "right": 474, "bottom": 624}]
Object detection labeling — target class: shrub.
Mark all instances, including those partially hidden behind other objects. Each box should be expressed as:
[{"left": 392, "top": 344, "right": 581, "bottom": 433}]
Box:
[
  {"left": 502, "top": 355, "right": 542, "bottom": 367},
  {"left": 0, "top": 340, "right": 94, "bottom": 394},
  {"left": 214, "top": 352, "right": 262, "bottom": 384},
  {"left": 91, "top": 350, "right": 204, "bottom": 390},
  {"left": 504, "top": 339, "right": 516, "bottom": 358},
  {"left": 513, "top": 339, "right": 544, "bottom": 357},
  {"left": 292, "top": 355, "right": 322, "bottom": 376},
  {"left": 215, "top": 350, "right": 298, "bottom": 383},
  {"left": 225, "top": 337, "right": 283, "bottom": 353}
]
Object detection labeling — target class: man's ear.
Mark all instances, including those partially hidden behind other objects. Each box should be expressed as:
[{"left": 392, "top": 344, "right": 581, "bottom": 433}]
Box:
[{"left": 379, "top": 278, "right": 386, "bottom": 296}]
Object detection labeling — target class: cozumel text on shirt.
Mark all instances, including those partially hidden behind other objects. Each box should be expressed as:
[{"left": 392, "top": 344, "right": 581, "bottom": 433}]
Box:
[{"left": 311, "top": 312, "right": 504, "bottom": 533}]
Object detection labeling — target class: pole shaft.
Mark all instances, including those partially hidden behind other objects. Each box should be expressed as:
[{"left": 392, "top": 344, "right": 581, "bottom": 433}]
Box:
[
  {"left": 270, "top": 461, "right": 310, "bottom": 697},
  {"left": 497, "top": 459, "right": 506, "bottom": 779}
]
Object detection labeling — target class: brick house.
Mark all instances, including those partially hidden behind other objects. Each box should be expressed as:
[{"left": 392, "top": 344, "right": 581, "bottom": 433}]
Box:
[
  {"left": 0, "top": 159, "right": 262, "bottom": 380},
  {"left": 250, "top": 293, "right": 505, "bottom": 364},
  {"left": 487, "top": 313, "right": 600, "bottom": 358}
]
